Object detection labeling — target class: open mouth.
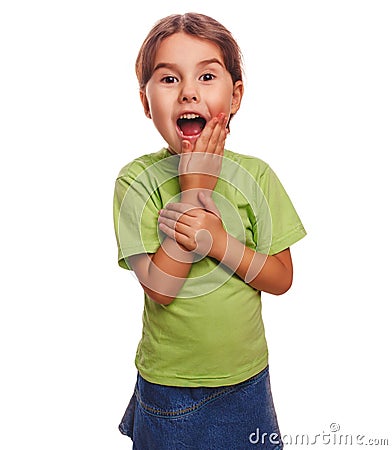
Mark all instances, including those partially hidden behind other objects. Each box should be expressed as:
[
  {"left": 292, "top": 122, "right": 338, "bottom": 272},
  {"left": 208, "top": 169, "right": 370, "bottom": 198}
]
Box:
[{"left": 177, "top": 114, "right": 207, "bottom": 137}]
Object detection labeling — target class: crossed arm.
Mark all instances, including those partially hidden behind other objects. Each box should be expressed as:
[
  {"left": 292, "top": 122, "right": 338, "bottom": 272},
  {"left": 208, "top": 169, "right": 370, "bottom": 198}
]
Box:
[{"left": 129, "top": 114, "right": 293, "bottom": 305}]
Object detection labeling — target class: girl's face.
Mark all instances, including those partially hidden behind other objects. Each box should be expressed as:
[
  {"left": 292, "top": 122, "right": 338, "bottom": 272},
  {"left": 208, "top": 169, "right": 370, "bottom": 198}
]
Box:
[{"left": 140, "top": 32, "right": 243, "bottom": 154}]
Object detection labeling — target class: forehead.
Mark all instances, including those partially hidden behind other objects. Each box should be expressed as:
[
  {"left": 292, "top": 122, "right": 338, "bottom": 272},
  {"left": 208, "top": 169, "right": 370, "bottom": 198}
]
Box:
[{"left": 154, "top": 32, "right": 224, "bottom": 66}]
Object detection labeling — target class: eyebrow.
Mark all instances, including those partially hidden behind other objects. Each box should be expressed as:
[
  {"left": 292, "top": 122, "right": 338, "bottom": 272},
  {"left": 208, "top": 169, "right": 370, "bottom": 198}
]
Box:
[{"left": 152, "top": 58, "right": 225, "bottom": 73}]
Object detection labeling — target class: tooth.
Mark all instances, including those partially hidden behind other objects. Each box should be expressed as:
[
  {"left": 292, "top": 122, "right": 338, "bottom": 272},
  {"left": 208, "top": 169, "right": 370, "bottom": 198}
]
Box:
[{"left": 179, "top": 114, "right": 200, "bottom": 120}]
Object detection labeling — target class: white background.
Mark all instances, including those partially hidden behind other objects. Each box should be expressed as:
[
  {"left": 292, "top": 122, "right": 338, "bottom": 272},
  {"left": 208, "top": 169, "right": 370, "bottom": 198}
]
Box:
[{"left": 1, "top": 0, "right": 391, "bottom": 448}]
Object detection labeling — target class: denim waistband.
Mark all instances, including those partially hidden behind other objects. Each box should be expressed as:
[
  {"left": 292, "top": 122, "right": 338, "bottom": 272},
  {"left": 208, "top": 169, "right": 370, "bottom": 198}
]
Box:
[{"left": 135, "top": 365, "right": 269, "bottom": 419}]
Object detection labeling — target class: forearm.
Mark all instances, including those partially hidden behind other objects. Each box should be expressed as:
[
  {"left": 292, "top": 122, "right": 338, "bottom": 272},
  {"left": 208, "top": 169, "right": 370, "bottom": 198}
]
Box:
[
  {"left": 211, "top": 232, "right": 293, "bottom": 295},
  {"left": 130, "top": 237, "right": 194, "bottom": 305}
]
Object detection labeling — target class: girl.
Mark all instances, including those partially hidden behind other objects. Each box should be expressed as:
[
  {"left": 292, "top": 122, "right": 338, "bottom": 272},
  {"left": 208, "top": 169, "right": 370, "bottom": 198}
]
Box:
[{"left": 113, "top": 12, "right": 306, "bottom": 449}]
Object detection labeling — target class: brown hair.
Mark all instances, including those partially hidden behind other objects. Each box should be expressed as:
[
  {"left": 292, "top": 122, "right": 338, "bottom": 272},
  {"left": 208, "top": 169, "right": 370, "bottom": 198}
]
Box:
[{"left": 135, "top": 13, "right": 243, "bottom": 91}]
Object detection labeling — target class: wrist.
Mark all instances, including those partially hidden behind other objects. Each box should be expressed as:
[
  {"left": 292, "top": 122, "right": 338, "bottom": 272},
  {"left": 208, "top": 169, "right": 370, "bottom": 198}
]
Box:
[
  {"left": 209, "top": 228, "right": 229, "bottom": 261},
  {"left": 180, "top": 188, "right": 213, "bottom": 207},
  {"left": 180, "top": 190, "right": 202, "bottom": 207}
]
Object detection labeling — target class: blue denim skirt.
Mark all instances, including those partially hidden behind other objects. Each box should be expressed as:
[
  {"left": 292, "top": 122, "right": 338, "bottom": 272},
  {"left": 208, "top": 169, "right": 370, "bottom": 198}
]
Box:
[{"left": 119, "top": 365, "right": 283, "bottom": 449}]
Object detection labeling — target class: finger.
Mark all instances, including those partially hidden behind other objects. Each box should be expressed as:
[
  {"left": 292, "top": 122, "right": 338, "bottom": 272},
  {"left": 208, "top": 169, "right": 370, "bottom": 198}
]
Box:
[
  {"left": 193, "top": 117, "right": 219, "bottom": 153},
  {"left": 213, "top": 116, "right": 228, "bottom": 155},
  {"left": 178, "top": 141, "right": 192, "bottom": 173},
  {"left": 163, "top": 202, "right": 198, "bottom": 216},
  {"left": 158, "top": 210, "right": 195, "bottom": 227},
  {"left": 159, "top": 215, "right": 192, "bottom": 234},
  {"left": 205, "top": 116, "right": 225, "bottom": 154},
  {"left": 158, "top": 215, "right": 178, "bottom": 230},
  {"left": 182, "top": 140, "right": 192, "bottom": 154},
  {"left": 158, "top": 222, "right": 177, "bottom": 241},
  {"left": 158, "top": 210, "right": 183, "bottom": 226},
  {"left": 158, "top": 222, "right": 195, "bottom": 250},
  {"left": 197, "top": 113, "right": 227, "bottom": 155}
]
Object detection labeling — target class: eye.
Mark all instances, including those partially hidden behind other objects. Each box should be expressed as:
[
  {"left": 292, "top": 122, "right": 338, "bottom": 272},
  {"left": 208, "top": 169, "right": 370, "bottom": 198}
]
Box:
[
  {"left": 199, "top": 73, "right": 215, "bottom": 82},
  {"left": 161, "top": 76, "right": 178, "bottom": 84}
]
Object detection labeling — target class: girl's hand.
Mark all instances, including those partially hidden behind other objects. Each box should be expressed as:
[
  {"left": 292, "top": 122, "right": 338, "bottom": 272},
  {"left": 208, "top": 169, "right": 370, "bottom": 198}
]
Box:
[
  {"left": 158, "top": 193, "right": 226, "bottom": 258},
  {"left": 179, "top": 113, "right": 227, "bottom": 200}
]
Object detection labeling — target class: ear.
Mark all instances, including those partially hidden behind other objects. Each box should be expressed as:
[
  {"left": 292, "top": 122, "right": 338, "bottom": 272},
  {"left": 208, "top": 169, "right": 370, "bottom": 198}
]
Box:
[
  {"left": 230, "top": 80, "right": 244, "bottom": 115},
  {"left": 139, "top": 90, "right": 151, "bottom": 118}
]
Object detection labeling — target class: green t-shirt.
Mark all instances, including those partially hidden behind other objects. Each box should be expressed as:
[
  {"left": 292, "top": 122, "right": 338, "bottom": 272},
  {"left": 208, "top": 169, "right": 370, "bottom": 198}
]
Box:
[{"left": 113, "top": 148, "right": 306, "bottom": 387}]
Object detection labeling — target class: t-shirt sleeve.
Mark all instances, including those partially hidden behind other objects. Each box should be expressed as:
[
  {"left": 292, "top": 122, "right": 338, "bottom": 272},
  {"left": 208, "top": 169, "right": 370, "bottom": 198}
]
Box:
[
  {"left": 255, "top": 165, "right": 306, "bottom": 255},
  {"left": 113, "top": 165, "right": 161, "bottom": 270}
]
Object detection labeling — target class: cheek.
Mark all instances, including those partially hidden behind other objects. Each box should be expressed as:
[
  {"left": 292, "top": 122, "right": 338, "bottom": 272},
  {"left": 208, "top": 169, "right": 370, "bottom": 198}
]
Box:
[
  {"left": 149, "top": 92, "right": 173, "bottom": 118},
  {"left": 149, "top": 100, "right": 166, "bottom": 123},
  {"left": 213, "top": 86, "right": 235, "bottom": 112}
]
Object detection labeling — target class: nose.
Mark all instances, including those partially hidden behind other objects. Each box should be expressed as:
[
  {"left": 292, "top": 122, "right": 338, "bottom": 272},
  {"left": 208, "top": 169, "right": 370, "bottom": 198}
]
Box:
[{"left": 179, "top": 80, "right": 199, "bottom": 103}]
